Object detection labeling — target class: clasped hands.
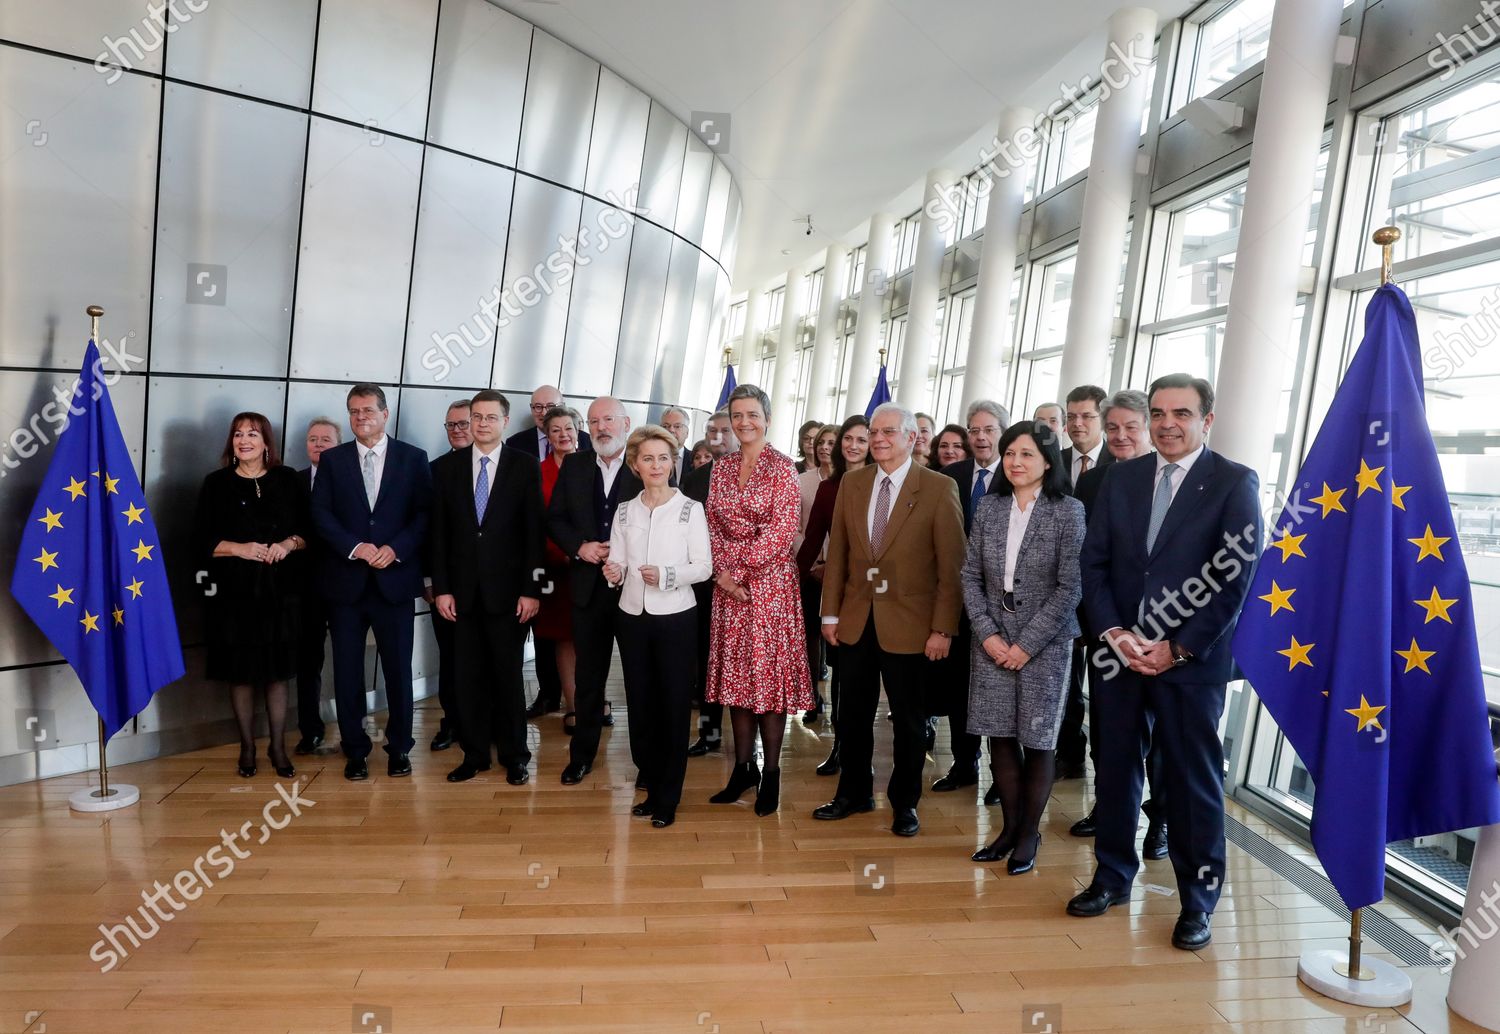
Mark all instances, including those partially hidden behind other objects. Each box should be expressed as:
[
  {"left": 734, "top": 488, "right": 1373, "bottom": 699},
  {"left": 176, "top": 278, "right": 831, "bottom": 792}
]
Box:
[
  {"left": 603, "top": 562, "right": 662, "bottom": 588},
  {"left": 715, "top": 571, "right": 749, "bottom": 604},
  {"left": 236, "top": 539, "right": 297, "bottom": 564},
  {"left": 352, "top": 542, "right": 398, "bottom": 569},
  {"left": 1104, "top": 627, "right": 1175, "bottom": 676},
  {"left": 981, "top": 634, "right": 1031, "bottom": 671}
]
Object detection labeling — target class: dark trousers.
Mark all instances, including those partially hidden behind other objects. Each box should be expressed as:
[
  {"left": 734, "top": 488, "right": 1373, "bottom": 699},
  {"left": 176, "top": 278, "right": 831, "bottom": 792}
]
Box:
[
  {"left": 429, "top": 607, "right": 460, "bottom": 736},
  {"left": 800, "top": 576, "right": 822, "bottom": 697},
  {"left": 934, "top": 627, "right": 979, "bottom": 775},
  {"left": 454, "top": 608, "right": 530, "bottom": 769},
  {"left": 617, "top": 609, "right": 696, "bottom": 809},
  {"left": 328, "top": 594, "right": 415, "bottom": 758},
  {"left": 1087, "top": 653, "right": 1165, "bottom": 821},
  {"left": 570, "top": 589, "right": 619, "bottom": 767},
  {"left": 1093, "top": 671, "right": 1227, "bottom": 912},
  {"left": 693, "top": 583, "right": 721, "bottom": 744},
  {"left": 834, "top": 615, "right": 931, "bottom": 811},
  {"left": 531, "top": 625, "right": 561, "bottom": 709},
  {"left": 295, "top": 592, "right": 329, "bottom": 741},
  {"left": 1056, "top": 639, "right": 1088, "bottom": 768}
]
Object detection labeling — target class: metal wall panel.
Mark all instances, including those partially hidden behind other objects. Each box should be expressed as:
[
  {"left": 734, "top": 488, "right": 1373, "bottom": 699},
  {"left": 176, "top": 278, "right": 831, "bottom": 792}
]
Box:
[
  {"left": 584, "top": 68, "right": 649, "bottom": 205},
  {"left": 427, "top": 0, "right": 530, "bottom": 166},
  {"left": 612, "top": 220, "right": 672, "bottom": 400},
  {"left": 152, "top": 84, "right": 305, "bottom": 377},
  {"left": 0, "top": 48, "right": 158, "bottom": 371},
  {"left": 311, "top": 0, "right": 438, "bottom": 141},
  {"left": 164, "top": 0, "right": 318, "bottom": 107},
  {"left": 680, "top": 254, "right": 724, "bottom": 403},
  {"left": 674, "top": 135, "right": 714, "bottom": 248},
  {"left": 1152, "top": 76, "right": 1260, "bottom": 197},
  {"left": 516, "top": 30, "right": 598, "bottom": 190},
  {"left": 1028, "top": 177, "right": 1088, "bottom": 254},
  {"left": 491, "top": 175, "right": 580, "bottom": 391},
  {"left": 652, "top": 238, "right": 699, "bottom": 403},
  {"left": 637, "top": 101, "right": 686, "bottom": 231},
  {"left": 701, "top": 158, "right": 733, "bottom": 262},
  {"left": 560, "top": 200, "right": 631, "bottom": 398},
  {"left": 720, "top": 182, "right": 742, "bottom": 280},
  {"left": 402, "top": 149, "right": 514, "bottom": 388},
  {"left": 393, "top": 384, "right": 469, "bottom": 465},
  {"left": 0, "top": 0, "right": 163, "bottom": 71},
  {"left": 290, "top": 118, "right": 421, "bottom": 382}
]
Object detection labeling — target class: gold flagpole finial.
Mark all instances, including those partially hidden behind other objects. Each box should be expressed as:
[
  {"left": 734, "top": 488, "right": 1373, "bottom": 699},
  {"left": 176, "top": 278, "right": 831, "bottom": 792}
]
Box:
[
  {"left": 1372, "top": 227, "right": 1401, "bottom": 286},
  {"left": 86, "top": 304, "right": 104, "bottom": 343},
  {"left": 878, "top": 347, "right": 888, "bottom": 367},
  {"left": 723, "top": 346, "right": 732, "bottom": 367}
]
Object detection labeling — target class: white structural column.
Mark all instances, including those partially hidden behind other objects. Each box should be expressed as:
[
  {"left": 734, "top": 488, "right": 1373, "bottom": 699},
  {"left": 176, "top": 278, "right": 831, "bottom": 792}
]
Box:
[
  {"left": 1212, "top": 0, "right": 1342, "bottom": 467},
  {"left": 769, "top": 266, "right": 808, "bottom": 449},
  {"left": 897, "top": 168, "right": 956, "bottom": 412},
  {"left": 962, "top": 106, "right": 1036, "bottom": 413},
  {"left": 1056, "top": 6, "right": 1159, "bottom": 396},
  {"left": 848, "top": 212, "right": 896, "bottom": 407},
  {"left": 804, "top": 244, "right": 850, "bottom": 423}
]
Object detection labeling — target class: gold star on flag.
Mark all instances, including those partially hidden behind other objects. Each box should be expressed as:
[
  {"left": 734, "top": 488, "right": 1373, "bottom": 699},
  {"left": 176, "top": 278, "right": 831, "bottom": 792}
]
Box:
[
  {"left": 1389, "top": 479, "right": 1412, "bottom": 510},
  {"left": 1277, "top": 636, "right": 1315, "bottom": 671},
  {"left": 1258, "top": 581, "right": 1296, "bottom": 616},
  {"left": 1395, "top": 638, "right": 1436, "bottom": 674},
  {"left": 33, "top": 547, "right": 59, "bottom": 572},
  {"left": 38, "top": 508, "right": 63, "bottom": 532},
  {"left": 1413, "top": 587, "right": 1458, "bottom": 624},
  {"left": 49, "top": 584, "right": 74, "bottom": 607},
  {"left": 131, "top": 539, "right": 154, "bottom": 563},
  {"left": 102, "top": 473, "right": 120, "bottom": 495},
  {"left": 112, "top": 605, "right": 125, "bottom": 626},
  {"left": 1270, "top": 528, "right": 1307, "bottom": 562},
  {"left": 1407, "top": 525, "right": 1450, "bottom": 563},
  {"left": 121, "top": 502, "right": 145, "bottom": 526},
  {"left": 1345, "top": 695, "right": 1386, "bottom": 733},
  {"left": 79, "top": 611, "right": 100, "bottom": 633},
  {"left": 63, "top": 476, "right": 87, "bottom": 501},
  {"left": 1355, "top": 459, "right": 1385, "bottom": 497},
  {"left": 125, "top": 578, "right": 144, "bottom": 599},
  {"left": 1310, "top": 482, "right": 1347, "bottom": 517}
]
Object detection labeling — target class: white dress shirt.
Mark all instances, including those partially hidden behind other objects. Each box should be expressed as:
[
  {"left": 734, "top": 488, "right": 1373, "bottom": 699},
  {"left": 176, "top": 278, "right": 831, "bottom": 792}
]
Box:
[
  {"left": 471, "top": 442, "right": 502, "bottom": 493},
  {"left": 597, "top": 451, "right": 625, "bottom": 496},
  {"left": 606, "top": 490, "right": 713, "bottom": 615},
  {"left": 971, "top": 457, "right": 1000, "bottom": 497},
  {"left": 534, "top": 426, "right": 550, "bottom": 460},
  {"left": 867, "top": 456, "right": 915, "bottom": 542},
  {"left": 1155, "top": 444, "right": 1205, "bottom": 504},
  {"left": 1070, "top": 440, "right": 1103, "bottom": 484},
  {"left": 1003, "top": 493, "right": 1035, "bottom": 592}
]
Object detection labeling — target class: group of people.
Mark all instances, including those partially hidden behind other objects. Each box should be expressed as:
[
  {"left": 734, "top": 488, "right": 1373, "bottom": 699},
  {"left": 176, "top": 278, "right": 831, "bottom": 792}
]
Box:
[{"left": 195, "top": 370, "right": 1261, "bottom": 949}]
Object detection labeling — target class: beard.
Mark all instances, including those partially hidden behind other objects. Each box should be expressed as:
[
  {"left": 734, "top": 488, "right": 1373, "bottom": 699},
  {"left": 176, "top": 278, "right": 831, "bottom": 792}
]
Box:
[{"left": 594, "top": 435, "right": 624, "bottom": 459}]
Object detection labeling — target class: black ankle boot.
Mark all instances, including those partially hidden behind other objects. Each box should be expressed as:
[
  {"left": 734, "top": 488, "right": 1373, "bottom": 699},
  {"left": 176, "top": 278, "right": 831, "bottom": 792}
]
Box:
[
  {"left": 754, "top": 768, "right": 780, "bottom": 815},
  {"left": 709, "top": 760, "right": 760, "bottom": 803}
]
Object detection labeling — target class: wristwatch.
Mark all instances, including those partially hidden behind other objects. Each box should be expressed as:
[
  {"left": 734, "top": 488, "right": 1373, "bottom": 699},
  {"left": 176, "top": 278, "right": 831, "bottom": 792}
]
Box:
[{"left": 1169, "top": 641, "right": 1192, "bottom": 667}]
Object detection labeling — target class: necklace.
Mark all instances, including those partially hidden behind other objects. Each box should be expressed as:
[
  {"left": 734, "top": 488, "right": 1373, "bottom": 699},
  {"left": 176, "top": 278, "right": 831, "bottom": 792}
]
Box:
[{"left": 236, "top": 466, "right": 266, "bottom": 498}]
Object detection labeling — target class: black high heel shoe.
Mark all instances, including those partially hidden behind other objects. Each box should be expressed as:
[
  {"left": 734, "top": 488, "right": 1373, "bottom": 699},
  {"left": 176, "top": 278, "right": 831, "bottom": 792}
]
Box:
[
  {"left": 269, "top": 753, "right": 295, "bottom": 779},
  {"left": 754, "top": 768, "right": 780, "bottom": 816},
  {"left": 971, "top": 830, "right": 1018, "bottom": 863},
  {"left": 237, "top": 748, "right": 257, "bottom": 779},
  {"left": 1007, "top": 833, "right": 1042, "bottom": 875}
]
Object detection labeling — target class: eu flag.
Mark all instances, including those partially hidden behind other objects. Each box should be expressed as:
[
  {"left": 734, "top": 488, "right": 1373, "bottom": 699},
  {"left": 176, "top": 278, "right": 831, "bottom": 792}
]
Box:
[
  {"left": 715, "top": 364, "right": 738, "bottom": 411},
  {"left": 1232, "top": 284, "right": 1500, "bottom": 911},
  {"left": 9, "top": 341, "right": 185, "bottom": 739},
  {"left": 863, "top": 363, "right": 891, "bottom": 420}
]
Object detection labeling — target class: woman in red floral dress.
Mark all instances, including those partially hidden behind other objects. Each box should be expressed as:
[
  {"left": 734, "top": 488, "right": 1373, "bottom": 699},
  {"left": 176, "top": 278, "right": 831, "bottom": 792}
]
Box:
[{"left": 704, "top": 384, "right": 814, "bottom": 815}]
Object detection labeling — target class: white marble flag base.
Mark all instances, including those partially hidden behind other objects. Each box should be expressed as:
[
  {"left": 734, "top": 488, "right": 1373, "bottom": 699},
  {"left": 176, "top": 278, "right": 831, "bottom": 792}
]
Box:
[
  {"left": 69, "top": 784, "right": 140, "bottom": 812},
  {"left": 1298, "top": 948, "right": 1413, "bottom": 1008}
]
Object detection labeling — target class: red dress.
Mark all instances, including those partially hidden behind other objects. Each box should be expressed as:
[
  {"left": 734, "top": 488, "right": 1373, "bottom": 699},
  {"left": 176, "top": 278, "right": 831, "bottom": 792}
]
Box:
[
  {"left": 536, "top": 455, "right": 574, "bottom": 641},
  {"left": 704, "top": 445, "right": 815, "bottom": 714}
]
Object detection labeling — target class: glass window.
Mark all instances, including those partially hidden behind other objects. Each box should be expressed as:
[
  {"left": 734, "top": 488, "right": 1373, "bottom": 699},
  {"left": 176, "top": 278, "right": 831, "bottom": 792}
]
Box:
[
  {"left": 1035, "top": 254, "right": 1076, "bottom": 351},
  {"left": 1157, "top": 181, "right": 1247, "bottom": 320},
  {"left": 1057, "top": 102, "right": 1097, "bottom": 184},
  {"left": 1187, "top": 0, "right": 1274, "bottom": 104},
  {"left": 765, "top": 286, "right": 785, "bottom": 331}
]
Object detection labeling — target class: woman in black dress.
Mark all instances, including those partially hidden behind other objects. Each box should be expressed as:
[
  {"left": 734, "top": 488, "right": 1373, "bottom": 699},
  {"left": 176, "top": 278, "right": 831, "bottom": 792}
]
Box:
[{"left": 195, "top": 412, "right": 309, "bottom": 778}]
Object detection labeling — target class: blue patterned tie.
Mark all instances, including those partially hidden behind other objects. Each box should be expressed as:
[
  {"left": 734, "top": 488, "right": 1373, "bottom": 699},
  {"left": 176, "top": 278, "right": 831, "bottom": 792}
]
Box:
[
  {"left": 969, "top": 468, "right": 990, "bottom": 519},
  {"left": 1145, "top": 462, "right": 1179, "bottom": 553},
  {"left": 475, "top": 454, "right": 491, "bottom": 523}
]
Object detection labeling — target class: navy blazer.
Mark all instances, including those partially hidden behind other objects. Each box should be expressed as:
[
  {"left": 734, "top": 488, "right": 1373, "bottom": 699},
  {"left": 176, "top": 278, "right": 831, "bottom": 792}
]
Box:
[
  {"left": 429, "top": 446, "right": 544, "bottom": 614},
  {"left": 938, "top": 457, "right": 1001, "bottom": 534},
  {"left": 1062, "top": 444, "right": 1113, "bottom": 492},
  {"left": 1081, "top": 448, "right": 1262, "bottom": 684},
  {"left": 310, "top": 436, "right": 433, "bottom": 605}
]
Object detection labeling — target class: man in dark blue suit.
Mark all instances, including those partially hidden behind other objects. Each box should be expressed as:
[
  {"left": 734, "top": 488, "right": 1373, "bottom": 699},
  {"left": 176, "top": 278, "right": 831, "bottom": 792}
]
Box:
[
  {"left": 293, "top": 417, "right": 341, "bottom": 755},
  {"left": 311, "top": 383, "right": 433, "bottom": 781},
  {"left": 1067, "top": 374, "right": 1262, "bottom": 952}
]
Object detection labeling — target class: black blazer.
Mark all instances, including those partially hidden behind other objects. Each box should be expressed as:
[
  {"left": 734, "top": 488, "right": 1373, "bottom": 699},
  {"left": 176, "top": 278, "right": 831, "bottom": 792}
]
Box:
[
  {"left": 1073, "top": 452, "right": 1129, "bottom": 520},
  {"left": 506, "top": 425, "right": 592, "bottom": 461},
  {"left": 681, "top": 458, "right": 712, "bottom": 505},
  {"left": 1062, "top": 445, "right": 1113, "bottom": 491},
  {"left": 310, "top": 437, "right": 432, "bottom": 604},
  {"left": 546, "top": 451, "right": 644, "bottom": 607},
  {"left": 938, "top": 458, "right": 1001, "bottom": 534},
  {"left": 1081, "top": 449, "right": 1262, "bottom": 684},
  {"left": 429, "top": 446, "right": 544, "bottom": 615}
]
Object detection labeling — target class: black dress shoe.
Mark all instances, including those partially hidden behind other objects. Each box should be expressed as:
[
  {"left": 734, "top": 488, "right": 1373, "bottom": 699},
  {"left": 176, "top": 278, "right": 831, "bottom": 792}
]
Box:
[
  {"left": 686, "top": 736, "right": 720, "bottom": 757},
  {"left": 972, "top": 831, "right": 1018, "bottom": 862},
  {"left": 651, "top": 809, "right": 676, "bottom": 828},
  {"left": 1070, "top": 808, "right": 1097, "bottom": 837},
  {"left": 1066, "top": 884, "right": 1131, "bottom": 917},
  {"left": 446, "top": 761, "right": 489, "bottom": 782},
  {"left": 812, "top": 796, "right": 875, "bottom": 820},
  {"left": 506, "top": 764, "right": 529, "bottom": 786},
  {"left": 387, "top": 753, "right": 412, "bottom": 778},
  {"left": 1172, "top": 910, "right": 1212, "bottom": 949},
  {"left": 635, "top": 773, "right": 649, "bottom": 790},
  {"left": 293, "top": 734, "right": 323, "bottom": 755},
  {"left": 922, "top": 721, "right": 936, "bottom": 755},
  {"left": 631, "top": 797, "right": 657, "bottom": 817},
  {"left": 983, "top": 784, "right": 1002, "bottom": 806},
  {"left": 560, "top": 761, "right": 592, "bottom": 785},
  {"left": 1006, "top": 833, "right": 1041, "bottom": 875},
  {"left": 601, "top": 701, "right": 614, "bottom": 726},
  {"left": 891, "top": 807, "right": 920, "bottom": 837},
  {"left": 931, "top": 768, "right": 979, "bottom": 792},
  {"left": 429, "top": 729, "right": 455, "bottom": 751},
  {"left": 815, "top": 744, "right": 840, "bottom": 776},
  {"left": 344, "top": 758, "right": 369, "bottom": 781},
  {"left": 1142, "top": 821, "right": 1169, "bottom": 860},
  {"left": 525, "top": 698, "right": 559, "bottom": 719}
]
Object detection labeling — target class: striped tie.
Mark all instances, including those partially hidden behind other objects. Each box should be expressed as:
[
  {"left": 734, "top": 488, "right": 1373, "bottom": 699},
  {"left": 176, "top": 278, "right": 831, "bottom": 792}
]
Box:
[{"left": 871, "top": 475, "right": 892, "bottom": 554}]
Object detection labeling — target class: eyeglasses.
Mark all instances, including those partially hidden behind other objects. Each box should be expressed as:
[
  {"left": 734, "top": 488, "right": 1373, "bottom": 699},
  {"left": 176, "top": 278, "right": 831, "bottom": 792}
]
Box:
[
  {"left": 470, "top": 413, "right": 503, "bottom": 425},
  {"left": 529, "top": 403, "right": 554, "bottom": 413},
  {"left": 443, "top": 420, "right": 470, "bottom": 431}
]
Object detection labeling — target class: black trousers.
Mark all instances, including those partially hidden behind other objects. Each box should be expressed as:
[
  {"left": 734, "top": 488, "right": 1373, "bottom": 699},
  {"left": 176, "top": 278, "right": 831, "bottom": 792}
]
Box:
[
  {"left": 834, "top": 615, "right": 931, "bottom": 811},
  {"left": 531, "top": 625, "right": 561, "bottom": 710},
  {"left": 454, "top": 607, "right": 530, "bottom": 769},
  {"left": 295, "top": 590, "right": 329, "bottom": 742},
  {"left": 617, "top": 609, "right": 696, "bottom": 809},
  {"left": 800, "top": 576, "right": 822, "bottom": 698},
  {"left": 328, "top": 594, "right": 414, "bottom": 758},
  {"left": 428, "top": 606, "right": 460, "bottom": 736},
  {"left": 1087, "top": 652, "right": 1165, "bottom": 821},
  {"left": 570, "top": 589, "right": 619, "bottom": 767},
  {"left": 933, "top": 627, "right": 979, "bottom": 775},
  {"left": 1092, "top": 671, "right": 1227, "bottom": 912},
  {"left": 1056, "top": 638, "right": 1088, "bottom": 768},
  {"left": 693, "top": 583, "right": 721, "bottom": 744}
]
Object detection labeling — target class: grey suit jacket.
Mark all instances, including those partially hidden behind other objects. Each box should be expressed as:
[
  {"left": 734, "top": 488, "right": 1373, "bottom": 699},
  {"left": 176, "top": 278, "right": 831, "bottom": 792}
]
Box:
[{"left": 961, "top": 491, "right": 1085, "bottom": 657}]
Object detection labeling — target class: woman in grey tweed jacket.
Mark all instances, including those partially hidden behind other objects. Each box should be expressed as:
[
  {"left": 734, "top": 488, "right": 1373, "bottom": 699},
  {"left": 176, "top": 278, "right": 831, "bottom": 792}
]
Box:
[{"left": 962, "top": 421, "right": 1085, "bottom": 874}]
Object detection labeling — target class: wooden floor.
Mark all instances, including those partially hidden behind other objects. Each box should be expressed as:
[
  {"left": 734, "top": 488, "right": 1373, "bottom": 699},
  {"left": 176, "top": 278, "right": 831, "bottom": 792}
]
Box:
[{"left": 0, "top": 668, "right": 1485, "bottom": 1034}]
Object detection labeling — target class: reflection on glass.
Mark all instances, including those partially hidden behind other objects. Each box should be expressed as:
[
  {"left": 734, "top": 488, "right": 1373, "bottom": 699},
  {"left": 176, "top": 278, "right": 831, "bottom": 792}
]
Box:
[
  {"left": 1159, "top": 184, "right": 1245, "bottom": 319},
  {"left": 1036, "top": 255, "right": 1076, "bottom": 351},
  {"left": 1189, "top": 0, "right": 1274, "bottom": 101}
]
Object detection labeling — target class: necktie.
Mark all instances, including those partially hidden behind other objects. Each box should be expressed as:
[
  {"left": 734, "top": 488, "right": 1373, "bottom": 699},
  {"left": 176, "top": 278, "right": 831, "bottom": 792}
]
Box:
[
  {"left": 1078, "top": 453, "right": 1091, "bottom": 477},
  {"left": 542, "top": 435, "right": 551, "bottom": 459},
  {"left": 969, "top": 468, "right": 990, "bottom": 517},
  {"left": 475, "top": 454, "right": 491, "bottom": 523},
  {"left": 871, "top": 475, "right": 892, "bottom": 554},
  {"left": 1145, "top": 462, "right": 1179, "bottom": 553},
  {"left": 362, "top": 449, "right": 378, "bottom": 509}
]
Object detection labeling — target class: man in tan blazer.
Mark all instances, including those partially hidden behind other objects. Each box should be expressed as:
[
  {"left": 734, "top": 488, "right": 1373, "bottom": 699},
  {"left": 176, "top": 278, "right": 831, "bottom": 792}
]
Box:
[{"left": 815, "top": 402, "right": 967, "bottom": 836}]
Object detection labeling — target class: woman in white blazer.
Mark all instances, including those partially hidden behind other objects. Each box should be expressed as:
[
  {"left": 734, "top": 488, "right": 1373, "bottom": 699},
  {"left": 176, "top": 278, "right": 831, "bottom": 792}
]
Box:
[{"left": 604, "top": 425, "right": 713, "bottom": 827}]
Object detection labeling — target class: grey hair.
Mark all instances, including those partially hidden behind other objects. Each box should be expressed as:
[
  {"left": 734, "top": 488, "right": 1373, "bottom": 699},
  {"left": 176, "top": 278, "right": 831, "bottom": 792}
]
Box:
[
  {"left": 727, "top": 383, "right": 773, "bottom": 423},
  {"left": 307, "top": 416, "right": 343, "bottom": 441},
  {"left": 1103, "top": 388, "right": 1149, "bottom": 420},
  {"left": 870, "top": 402, "right": 919, "bottom": 438},
  {"left": 965, "top": 398, "right": 1010, "bottom": 429},
  {"left": 661, "top": 406, "right": 690, "bottom": 422}
]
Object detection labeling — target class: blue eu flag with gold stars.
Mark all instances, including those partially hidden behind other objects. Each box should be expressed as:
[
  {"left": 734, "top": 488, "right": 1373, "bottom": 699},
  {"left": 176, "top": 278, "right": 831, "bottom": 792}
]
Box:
[
  {"left": 9, "top": 341, "right": 184, "bottom": 739},
  {"left": 1232, "top": 283, "right": 1500, "bottom": 911}
]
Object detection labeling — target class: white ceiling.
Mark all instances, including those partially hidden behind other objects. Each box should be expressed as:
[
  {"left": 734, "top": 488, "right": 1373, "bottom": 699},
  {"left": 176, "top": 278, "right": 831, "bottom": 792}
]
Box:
[{"left": 497, "top": 0, "right": 1192, "bottom": 289}]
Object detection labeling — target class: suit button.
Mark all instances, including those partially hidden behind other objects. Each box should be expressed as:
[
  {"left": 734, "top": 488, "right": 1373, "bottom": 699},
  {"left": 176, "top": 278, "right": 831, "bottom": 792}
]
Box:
[
  {"left": 477, "top": 531, "right": 483, "bottom": 538},
  {"left": 368, "top": 519, "right": 375, "bottom": 526}
]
